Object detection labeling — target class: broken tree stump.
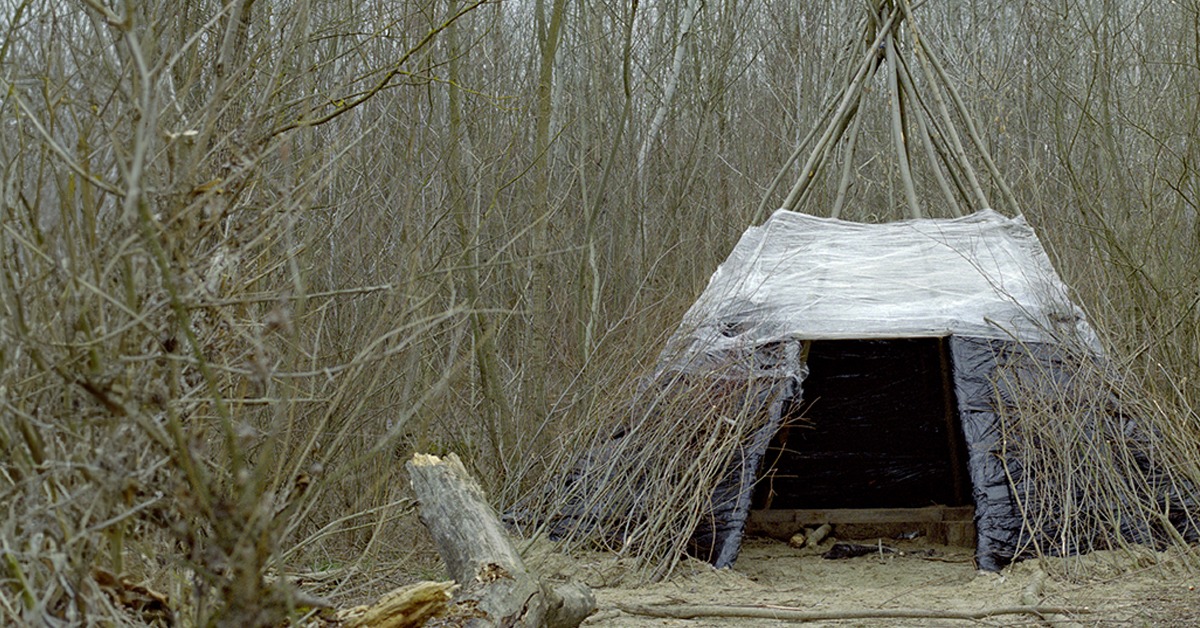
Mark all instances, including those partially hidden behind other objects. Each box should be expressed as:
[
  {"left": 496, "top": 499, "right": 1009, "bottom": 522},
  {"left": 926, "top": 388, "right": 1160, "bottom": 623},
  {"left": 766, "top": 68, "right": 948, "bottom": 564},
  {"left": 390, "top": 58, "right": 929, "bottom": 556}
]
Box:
[
  {"left": 407, "top": 453, "right": 595, "bottom": 627},
  {"left": 337, "top": 581, "right": 457, "bottom": 628}
]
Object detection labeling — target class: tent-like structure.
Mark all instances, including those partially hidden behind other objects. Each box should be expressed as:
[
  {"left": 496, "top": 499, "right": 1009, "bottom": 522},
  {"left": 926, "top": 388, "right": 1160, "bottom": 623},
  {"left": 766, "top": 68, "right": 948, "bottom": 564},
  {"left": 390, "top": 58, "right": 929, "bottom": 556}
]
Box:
[
  {"left": 534, "top": 207, "right": 1182, "bottom": 573},
  {"left": 656, "top": 207, "right": 1100, "bottom": 571}
]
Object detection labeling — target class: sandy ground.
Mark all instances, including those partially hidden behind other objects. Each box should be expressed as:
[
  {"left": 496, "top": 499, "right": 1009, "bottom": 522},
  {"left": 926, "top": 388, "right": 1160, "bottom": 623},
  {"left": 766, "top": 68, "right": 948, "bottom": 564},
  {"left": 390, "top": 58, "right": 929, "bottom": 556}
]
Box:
[{"left": 528, "top": 537, "right": 1200, "bottom": 626}]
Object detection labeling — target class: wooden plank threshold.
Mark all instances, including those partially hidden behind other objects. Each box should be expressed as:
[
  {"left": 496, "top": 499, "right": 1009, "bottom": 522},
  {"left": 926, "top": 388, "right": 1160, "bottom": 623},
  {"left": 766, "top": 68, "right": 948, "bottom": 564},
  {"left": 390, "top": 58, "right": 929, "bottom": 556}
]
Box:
[
  {"left": 751, "top": 506, "right": 974, "bottom": 525},
  {"left": 747, "top": 506, "right": 976, "bottom": 547}
]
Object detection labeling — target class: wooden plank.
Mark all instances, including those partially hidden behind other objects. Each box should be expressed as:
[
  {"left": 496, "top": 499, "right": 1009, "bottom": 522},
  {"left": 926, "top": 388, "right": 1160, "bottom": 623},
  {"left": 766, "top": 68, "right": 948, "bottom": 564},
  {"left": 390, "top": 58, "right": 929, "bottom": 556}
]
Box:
[
  {"left": 746, "top": 506, "right": 976, "bottom": 547},
  {"left": 938, "top": 336, "right": 970, "bottom": 505},
  {"left": 750, "top": 510, "right": 801, "bottom": 524},
  {"left": 750, "top": 506, "right": 973, "bottom": 525}
]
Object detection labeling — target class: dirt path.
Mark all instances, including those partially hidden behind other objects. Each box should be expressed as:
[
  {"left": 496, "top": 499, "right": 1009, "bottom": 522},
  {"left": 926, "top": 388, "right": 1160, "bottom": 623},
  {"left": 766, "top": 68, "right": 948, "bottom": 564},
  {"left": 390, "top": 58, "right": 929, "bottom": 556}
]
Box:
[{"left": 531, "top": 538, "right": 1200, "bottom": 626}]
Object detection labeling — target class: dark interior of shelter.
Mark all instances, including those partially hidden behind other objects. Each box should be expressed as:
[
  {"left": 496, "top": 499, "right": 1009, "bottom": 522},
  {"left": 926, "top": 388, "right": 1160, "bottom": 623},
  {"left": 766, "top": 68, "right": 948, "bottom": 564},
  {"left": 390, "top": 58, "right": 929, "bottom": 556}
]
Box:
[{"left": 752, "top": 338, "right": 973, "bottom": 511}]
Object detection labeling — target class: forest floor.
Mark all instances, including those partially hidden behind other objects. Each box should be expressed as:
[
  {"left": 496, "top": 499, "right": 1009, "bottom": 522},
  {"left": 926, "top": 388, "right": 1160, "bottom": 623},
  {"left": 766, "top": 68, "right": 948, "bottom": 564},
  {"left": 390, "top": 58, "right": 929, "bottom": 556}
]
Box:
[{"left": 524, "top": 537, "right": 1200, "bottom": 627}]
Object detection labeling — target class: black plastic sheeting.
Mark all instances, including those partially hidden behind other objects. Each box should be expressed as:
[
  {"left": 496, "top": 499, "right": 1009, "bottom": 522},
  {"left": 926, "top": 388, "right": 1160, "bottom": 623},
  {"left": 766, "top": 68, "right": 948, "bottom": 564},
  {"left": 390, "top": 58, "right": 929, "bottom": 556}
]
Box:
[
  {"left": 951, "top": 336, "right": 1199, "bottom": 570},
  {"left": 522, "top": 340, "right": 805, "bottom": 569},
  {"left": 687, "top": 375, "right": 797, "bottom": 566},
  {"left": 950, "top": 335, "right": 1038, "bottom": 571},
  {"left": 524, "top": 335, "right": 1196, "bottom": 574},
  {"left": 677, "top": 339, "right": 806, "bottom": 566}
]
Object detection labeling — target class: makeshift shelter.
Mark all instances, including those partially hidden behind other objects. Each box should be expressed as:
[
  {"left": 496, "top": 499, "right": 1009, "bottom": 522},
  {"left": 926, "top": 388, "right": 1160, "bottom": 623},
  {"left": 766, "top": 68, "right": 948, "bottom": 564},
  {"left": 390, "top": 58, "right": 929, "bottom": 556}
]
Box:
[
  {"left": 655, "top": 207, "right": 1100, "bottom": 571},
  {"left": 631, "top": 0, "right": 1128, "bottom": 569},
  {"left": 532, "top": 207, "right": 1168, "bottom": 573}
]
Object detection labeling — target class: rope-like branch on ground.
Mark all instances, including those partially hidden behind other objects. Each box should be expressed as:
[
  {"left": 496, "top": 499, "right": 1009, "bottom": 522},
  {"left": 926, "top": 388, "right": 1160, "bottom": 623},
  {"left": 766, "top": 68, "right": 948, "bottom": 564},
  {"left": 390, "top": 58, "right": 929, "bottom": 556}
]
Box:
[{"left": 617, "top": 603, "right": 1093, "bottom": 622}]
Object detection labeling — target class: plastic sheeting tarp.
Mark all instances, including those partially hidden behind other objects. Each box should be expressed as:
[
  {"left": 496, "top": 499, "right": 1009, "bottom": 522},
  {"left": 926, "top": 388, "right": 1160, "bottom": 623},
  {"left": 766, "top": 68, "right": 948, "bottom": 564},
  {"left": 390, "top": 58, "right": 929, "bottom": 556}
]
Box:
[
  {"left": 662, "top": 209, "right": 1098, "bottom": 373},
  {"left": 647, "top": 210, "right": 1109, "bottom": 571},
  {"left": 950, "top": 336, "right": 1044, "bottom": 571},
  {"left": 950, "top": 336, "right": 1199, "bottom": 570},
  {"left": 687, "top": 373, "right": 799, "bottom": 567}
]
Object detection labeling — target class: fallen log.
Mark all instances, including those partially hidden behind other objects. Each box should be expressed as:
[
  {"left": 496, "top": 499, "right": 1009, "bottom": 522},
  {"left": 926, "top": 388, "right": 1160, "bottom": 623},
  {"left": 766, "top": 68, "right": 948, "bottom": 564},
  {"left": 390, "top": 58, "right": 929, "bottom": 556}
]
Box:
[{"left": 407, "top": 453, "right": 595, "bottom": 627}]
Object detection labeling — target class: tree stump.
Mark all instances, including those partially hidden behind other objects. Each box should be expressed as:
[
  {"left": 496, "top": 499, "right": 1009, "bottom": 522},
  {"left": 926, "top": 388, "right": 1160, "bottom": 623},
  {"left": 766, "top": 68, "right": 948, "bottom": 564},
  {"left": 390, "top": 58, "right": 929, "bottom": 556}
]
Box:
[
  {"left": 337, "top": 581, "right": 457, "bottom": 627},
  {"left": 407, "top": 453, "right": 595, "bottom": 627}
]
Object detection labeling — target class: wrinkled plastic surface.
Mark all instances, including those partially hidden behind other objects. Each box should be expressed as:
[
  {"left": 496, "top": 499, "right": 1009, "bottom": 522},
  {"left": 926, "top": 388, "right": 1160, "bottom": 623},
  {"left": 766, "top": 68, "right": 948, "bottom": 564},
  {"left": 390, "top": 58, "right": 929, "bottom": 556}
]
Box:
[
  {"left": 663, "top": 210, "right": 1098, "bottom": 373},
  {"left": 949, "top": 336, "right": 1036, "bottom": 571}
]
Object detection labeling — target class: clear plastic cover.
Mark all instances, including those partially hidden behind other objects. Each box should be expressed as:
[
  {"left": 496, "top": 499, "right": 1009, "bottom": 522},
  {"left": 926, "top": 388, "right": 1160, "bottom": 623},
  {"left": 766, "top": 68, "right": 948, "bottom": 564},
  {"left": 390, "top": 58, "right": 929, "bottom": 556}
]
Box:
[{"left": 664, "top": 209, "right": 1097, "bottom": 369}]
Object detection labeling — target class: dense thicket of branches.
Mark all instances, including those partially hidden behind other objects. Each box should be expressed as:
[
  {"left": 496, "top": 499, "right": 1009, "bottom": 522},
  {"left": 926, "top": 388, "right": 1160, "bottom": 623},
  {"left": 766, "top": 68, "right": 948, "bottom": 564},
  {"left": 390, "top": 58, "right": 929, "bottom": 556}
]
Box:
[{"left": 1, "top": 0, "right": 1197, "bottom": 623}]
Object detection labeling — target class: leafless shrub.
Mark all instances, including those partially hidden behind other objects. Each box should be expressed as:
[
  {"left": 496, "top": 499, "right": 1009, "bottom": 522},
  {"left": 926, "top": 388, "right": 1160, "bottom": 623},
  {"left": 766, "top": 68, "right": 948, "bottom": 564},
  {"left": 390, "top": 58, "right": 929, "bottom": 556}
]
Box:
[
  {"left": 514, "top": 358, "right": 791, "bottom": 583},
  {"left": 0, "top": 0, "right": 487, "bottom": 623},
  {"left": 995, "top": 342, "right": 1200, "bottom": 577}
]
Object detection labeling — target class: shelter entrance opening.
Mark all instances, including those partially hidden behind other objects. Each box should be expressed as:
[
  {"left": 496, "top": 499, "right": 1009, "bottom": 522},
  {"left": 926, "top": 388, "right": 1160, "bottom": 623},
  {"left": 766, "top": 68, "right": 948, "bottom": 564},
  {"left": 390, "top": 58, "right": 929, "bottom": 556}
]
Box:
[{"left": 752, "top": 337, "right": 972, "bottom": 511}]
